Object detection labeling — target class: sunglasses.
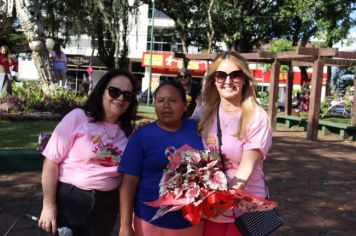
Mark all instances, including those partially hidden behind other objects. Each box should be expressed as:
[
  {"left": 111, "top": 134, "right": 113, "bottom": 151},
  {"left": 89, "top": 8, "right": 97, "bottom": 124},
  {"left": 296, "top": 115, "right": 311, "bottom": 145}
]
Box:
[
  {"left": 107, "top": 86, "right": 135, "bottom": 102},
  {"left": 214, "top": 70, "right": 246, "bottom": 83}
]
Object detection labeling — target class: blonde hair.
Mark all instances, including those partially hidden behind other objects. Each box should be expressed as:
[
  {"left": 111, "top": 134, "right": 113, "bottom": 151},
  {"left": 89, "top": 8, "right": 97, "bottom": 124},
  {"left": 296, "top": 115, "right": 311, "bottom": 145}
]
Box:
[
  {"left": 198, "top": 51, "right": 260, "bottom": 140},
  {"left": 0, "top": 45, "right": 10, "bottom": 60}
]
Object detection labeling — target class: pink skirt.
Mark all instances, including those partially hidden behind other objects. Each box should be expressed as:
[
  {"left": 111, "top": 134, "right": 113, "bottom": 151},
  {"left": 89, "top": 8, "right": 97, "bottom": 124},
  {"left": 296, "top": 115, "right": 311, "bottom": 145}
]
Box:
[
  {"left": 203, "top": 220, "right": 242, "bottom": 236},
  {"left": 134, "top": 215, "right": 204, "bottom": 236}
]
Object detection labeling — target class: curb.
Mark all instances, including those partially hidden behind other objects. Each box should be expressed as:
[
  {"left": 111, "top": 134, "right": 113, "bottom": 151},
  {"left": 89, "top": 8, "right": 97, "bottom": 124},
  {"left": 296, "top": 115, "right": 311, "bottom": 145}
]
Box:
[{"left": 0, "top": 149, "right": 43, "bottom": 171}]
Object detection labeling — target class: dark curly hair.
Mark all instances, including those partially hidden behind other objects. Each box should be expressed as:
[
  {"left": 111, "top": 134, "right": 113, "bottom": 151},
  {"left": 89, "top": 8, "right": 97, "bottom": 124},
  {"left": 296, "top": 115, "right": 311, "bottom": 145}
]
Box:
[{"left": 83, "top": 68, "right": 139, "bottom": 137}]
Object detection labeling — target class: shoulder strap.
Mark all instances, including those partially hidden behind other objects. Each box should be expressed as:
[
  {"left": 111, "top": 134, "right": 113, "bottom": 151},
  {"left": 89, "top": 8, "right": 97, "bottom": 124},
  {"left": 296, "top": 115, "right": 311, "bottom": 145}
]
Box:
[
  {"left": 216, "top": 103, "right": 226, "bottom": 172},
  {"left": 216, "top": 103, "right": 270, "bottom": 199}
]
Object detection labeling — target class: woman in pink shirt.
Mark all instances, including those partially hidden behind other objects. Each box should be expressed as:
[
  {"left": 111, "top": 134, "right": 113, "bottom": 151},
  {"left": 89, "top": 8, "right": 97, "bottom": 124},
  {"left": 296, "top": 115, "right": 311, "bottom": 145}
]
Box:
[
  {"left": 198, "top": 52, "right": 272, "bottom": 236},
  {"left": 38, "top": 69, "right": 139, "bottom": 236},
  {"left": 50, "top": 43, "right": 67, "bottom": 86}
]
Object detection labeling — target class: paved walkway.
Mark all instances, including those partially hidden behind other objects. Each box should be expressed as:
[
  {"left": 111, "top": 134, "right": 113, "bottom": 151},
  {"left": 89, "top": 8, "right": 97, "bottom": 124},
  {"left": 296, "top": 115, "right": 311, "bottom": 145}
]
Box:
[{"left": 0, "top": 128, "right": 355, "bottom": 236}]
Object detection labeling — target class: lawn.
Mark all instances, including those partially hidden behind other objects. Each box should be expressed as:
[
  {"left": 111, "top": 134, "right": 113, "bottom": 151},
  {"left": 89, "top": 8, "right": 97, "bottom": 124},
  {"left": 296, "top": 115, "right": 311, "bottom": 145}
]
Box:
[
  {"left": 0, "top": 120, "right": 58, "bottom": 149},
  {"left": 281, "top": 111, "right": 352, "bottom": 125},
  {"left": 0, "top": 108, "right": 157, "bottom": 150}
]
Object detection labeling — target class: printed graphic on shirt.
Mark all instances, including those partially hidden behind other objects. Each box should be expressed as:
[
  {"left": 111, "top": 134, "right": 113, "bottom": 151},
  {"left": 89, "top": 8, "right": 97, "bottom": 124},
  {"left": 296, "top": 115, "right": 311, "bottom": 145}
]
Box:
[
  {"left": 164, "top": 145, "right": 176, "bottom": 160},
  {"left": 91, "top": 134, "right": 101, "bottom": 144},
  {"left": 205, "top": 135, "right": 234, "bottom": 171},
  {"left": 91, "top": 142, "right": 123, "bottom": 167}
]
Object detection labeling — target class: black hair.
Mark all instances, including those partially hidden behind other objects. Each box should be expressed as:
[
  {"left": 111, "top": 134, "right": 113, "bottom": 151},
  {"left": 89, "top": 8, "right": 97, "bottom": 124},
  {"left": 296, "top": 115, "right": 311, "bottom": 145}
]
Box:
[
  {"left": 154, "top": 80, "right": 187, "bottom": 103},
  {"left": 53, "top": 43, "right": 63, "bottom": 57},
  {"left": 83, "top": 68, "right": 139, "bottom": 137}
]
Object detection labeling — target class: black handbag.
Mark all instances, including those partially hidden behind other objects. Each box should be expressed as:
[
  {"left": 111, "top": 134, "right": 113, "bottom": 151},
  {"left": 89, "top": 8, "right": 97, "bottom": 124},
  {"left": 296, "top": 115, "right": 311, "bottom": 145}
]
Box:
[
  {"left": 216, "top": 105, "right": 283, "bottom": 236},
  {"left": 234, "top": 209, "right": 283, "bottom": 236}
]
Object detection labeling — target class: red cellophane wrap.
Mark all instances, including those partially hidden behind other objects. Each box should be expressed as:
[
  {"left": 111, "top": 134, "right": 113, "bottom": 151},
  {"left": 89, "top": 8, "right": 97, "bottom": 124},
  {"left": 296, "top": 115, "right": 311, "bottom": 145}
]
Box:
[{"left": 145, "top": 145, "right": 277, "bottom": 224}]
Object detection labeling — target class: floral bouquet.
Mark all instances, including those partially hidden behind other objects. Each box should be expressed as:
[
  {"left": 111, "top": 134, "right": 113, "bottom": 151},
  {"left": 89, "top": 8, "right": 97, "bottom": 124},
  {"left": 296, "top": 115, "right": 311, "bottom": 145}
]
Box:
[{"left": 145, "top": 145, "right": 277, "bottom": 225}]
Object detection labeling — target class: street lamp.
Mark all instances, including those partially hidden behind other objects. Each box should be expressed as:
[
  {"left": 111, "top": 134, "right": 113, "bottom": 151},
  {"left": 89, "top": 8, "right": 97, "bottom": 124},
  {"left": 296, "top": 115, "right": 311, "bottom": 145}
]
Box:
[{"left": 147, "top": 0, "right": 155, "bottom": 106}]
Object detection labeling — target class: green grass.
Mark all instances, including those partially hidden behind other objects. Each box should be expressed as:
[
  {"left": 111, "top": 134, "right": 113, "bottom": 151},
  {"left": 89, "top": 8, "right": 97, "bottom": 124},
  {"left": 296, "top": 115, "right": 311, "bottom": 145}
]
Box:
[
  {"left": 0, "top": 110, "right": 157, "bottom": 150},
  {"left": 278, "top": 112, "right": 352, "bottom": 125},
  {"left": 0, "top": 120, "right": 58, "bottom": 149},
  {"left": 321, "top": 116, "right": 351, "bottom": 125}
]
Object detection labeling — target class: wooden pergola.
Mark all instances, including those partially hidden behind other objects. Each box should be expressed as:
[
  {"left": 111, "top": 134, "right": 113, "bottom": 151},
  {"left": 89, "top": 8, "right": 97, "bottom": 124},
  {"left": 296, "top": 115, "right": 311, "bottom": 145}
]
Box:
[{"left": 174, "top": 46, "right": 356, "bottom": 140}]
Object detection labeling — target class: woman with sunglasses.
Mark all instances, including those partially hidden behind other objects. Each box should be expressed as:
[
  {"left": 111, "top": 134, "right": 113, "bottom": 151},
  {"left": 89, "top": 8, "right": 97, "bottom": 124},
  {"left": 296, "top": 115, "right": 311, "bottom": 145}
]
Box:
[
  {"left": 119, "top": 80, "right": 204, "bottom": 236},
  {"left": 39, "top": 69, "right": 138, "bottom": 236},
  {"left": 198, "top": 52, "right": 272, "bottom": 236}
]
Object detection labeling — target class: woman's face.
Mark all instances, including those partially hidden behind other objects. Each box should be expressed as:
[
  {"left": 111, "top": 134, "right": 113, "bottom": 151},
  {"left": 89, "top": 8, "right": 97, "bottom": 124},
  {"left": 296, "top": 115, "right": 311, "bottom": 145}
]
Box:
[
  {"left": 155, "top": 85, "right": 187, "bottom": 127},
  {"left": 214, "top": 59, "right": 246, "bottom": 103},
  {"left": 102, "top": 75, "right": 133, "bottom": 123},
  {"left": 0, "top": 47, "right": 7, "bottom": 55}
]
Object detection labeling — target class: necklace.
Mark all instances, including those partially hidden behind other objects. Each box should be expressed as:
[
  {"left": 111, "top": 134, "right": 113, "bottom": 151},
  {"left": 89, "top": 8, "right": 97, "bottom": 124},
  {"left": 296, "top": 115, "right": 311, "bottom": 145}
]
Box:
[
  {"left": 101, "top": 123, "right": 119, "bottom": 140},
  {"left": 223, "top": 117, "right": 237, "bottom": 128}
]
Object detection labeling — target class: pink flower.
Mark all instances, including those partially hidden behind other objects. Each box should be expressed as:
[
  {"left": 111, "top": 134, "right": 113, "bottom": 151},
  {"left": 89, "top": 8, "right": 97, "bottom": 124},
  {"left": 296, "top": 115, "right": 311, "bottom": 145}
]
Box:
[{"left": 205, "top": 171, "right": 228, "bottom": 190}]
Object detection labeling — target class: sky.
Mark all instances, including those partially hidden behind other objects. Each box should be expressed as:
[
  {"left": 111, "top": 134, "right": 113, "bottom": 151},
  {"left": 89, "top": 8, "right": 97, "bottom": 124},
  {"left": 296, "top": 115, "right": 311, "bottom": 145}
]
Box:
[{"left": 334, "top": 10, "right": 356, "bottom": 51}]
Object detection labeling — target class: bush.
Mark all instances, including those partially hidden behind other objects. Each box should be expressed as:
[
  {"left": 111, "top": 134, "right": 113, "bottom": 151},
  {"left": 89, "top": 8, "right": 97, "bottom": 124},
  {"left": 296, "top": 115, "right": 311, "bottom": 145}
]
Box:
[{"left": 0, "top": 81, "right": 87, "bottom": 115}]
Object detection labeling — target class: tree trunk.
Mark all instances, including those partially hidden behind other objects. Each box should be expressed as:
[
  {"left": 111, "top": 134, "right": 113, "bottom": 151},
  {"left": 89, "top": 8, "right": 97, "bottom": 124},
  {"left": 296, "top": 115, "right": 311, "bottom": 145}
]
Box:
[
  {"left": 119, "top": 3, "right": 129, "bottom": 68},
  {"left": 300, "top": 66, "right": 308, "bottom": 86},
  {"left": 15, "top": 0, "right": 54, "bottom": 88},
  {"left": 114, "top": 28, "right": 120, "bottom": 68},
  {"left": 325, "top": 40, "right": 333, "bottom": 97},
  {"left": 207, "top": 0, "right": 215, "bottom": 53}
]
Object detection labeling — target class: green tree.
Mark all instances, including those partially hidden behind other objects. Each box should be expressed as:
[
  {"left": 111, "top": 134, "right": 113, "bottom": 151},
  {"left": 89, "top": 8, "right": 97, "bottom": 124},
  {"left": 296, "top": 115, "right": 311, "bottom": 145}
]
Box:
[
  {"left": 211, "top": 0, "right": 287, "bottom": 52},
  {"left": 39, "top": 0, "right": 140, "bottom": 69}
]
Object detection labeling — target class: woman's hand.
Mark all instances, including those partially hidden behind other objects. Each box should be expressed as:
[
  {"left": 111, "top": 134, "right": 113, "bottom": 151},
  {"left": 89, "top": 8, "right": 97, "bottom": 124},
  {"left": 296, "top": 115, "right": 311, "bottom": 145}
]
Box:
[
  {"left": 38, "top": 203, "right": 57, "bottom": 235},
  {"left": 118, "top": 225, "right": 135, "bottom": 236},
  {"left": 230, "top": 177, "right": 247, "bottom": 190},
  {"left": 40, "top": 158, "right": 59, "bottom": 235},
  {"left": 119, "top": 174, "right": 139, "bottom": 236},
  {"left": 132, "top": 121, "right": 151, "bottom": 133},
  {"left": 233, "top": 149, "right": 262, "bottom": 189}
]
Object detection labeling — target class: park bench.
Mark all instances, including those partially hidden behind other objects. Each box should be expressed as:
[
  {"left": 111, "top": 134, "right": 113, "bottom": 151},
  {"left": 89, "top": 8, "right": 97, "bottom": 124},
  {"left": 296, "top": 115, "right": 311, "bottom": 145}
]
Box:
[
  {"left": 276, "top": 114, "right": 307, "bottom": 130},
  {"left": 318, "top": 120, "right": 356, "bottom": 140},
  {"left": 275, "top": 115, "right": 356, "bottom": 140},
  {"left": 0, "top": 149, "right": 43, "bottom": 171}
]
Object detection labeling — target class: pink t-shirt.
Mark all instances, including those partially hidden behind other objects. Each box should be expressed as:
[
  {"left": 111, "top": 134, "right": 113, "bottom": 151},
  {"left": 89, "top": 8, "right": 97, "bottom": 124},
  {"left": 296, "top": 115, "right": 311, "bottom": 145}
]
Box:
[
  {"left": 203, "top": 105, "right": 272, "bottom": 223},
  {"left": 42, "top": 108, "right": 128, "bottom": 191},
  {"left": 50, "top": 50, "right": 67, "bottom": 63}
]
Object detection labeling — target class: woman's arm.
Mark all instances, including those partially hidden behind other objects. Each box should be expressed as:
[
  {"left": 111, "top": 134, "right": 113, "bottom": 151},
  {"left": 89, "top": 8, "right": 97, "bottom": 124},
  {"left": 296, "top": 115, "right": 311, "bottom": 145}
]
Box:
[
  {"left": 233, "top": 149, "right": 262, "bottom": 189},
  {"left": 119, "top": 174, "right": 140, "bottom": 236},
  {"left": 38, "top": 158, "right": 59, "bottom": 235}
]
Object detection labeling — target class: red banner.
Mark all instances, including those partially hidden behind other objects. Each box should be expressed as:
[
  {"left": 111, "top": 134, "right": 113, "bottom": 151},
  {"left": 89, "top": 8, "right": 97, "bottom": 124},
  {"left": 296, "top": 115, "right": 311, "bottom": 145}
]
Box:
[{"left": 142, "top": 52, "right": 208, "bottom": 72}]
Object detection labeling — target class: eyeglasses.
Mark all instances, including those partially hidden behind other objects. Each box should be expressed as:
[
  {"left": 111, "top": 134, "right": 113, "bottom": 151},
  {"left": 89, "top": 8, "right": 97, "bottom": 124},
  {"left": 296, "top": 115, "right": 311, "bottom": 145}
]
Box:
[
  {"left": 107, "top": 86, "right": 134, "bottom": 102},
  {"left": 178, "top": 75, "right": 189, "bottom": 79},
  {"left": 214, "top": 70, "right": 246, "bottom": 83}
]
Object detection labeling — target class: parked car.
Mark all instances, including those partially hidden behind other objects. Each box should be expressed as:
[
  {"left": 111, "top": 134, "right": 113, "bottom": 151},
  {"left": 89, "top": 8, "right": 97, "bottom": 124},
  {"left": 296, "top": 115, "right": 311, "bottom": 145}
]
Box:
[
  {"left": 328, "top": 104, "right": 350, "bottom": 117},
  {"left": 139, "top": 89, "right": 154, "bottom": 103},
  {"left": 277, "top": 100, "right": 300, "bottom": 112}
]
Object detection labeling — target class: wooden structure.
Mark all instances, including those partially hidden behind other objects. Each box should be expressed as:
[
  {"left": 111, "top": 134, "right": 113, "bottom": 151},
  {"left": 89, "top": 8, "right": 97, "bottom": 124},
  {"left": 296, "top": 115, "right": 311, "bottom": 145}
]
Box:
[{"left": 174, "top": 47, "right": 356, "bottom": 140}]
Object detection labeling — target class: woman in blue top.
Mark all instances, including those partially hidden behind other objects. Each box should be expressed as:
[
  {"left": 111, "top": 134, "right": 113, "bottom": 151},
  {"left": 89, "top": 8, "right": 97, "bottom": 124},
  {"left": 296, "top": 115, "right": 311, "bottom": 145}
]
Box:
[{"left": 118, "top": 80, "right": 204, "bottom": 236}]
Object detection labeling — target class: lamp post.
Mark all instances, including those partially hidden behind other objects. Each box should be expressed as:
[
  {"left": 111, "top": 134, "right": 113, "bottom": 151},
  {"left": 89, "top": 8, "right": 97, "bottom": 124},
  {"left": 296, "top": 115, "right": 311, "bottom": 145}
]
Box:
[{"left": 147, "top": 0, "right": 155, "bottom": 106}]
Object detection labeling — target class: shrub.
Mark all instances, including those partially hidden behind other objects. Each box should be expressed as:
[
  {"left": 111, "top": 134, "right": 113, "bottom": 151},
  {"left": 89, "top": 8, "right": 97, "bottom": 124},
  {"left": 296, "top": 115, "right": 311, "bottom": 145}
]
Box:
[{"left": 0, "top": 81, "right": 87, "bottom": 115}]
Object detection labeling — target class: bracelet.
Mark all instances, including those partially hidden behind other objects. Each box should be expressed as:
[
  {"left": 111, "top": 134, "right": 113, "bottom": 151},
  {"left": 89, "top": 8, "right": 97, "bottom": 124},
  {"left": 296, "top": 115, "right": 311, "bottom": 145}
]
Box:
[
  {"left": 236, "top": 178, "right": 247, "bottom": 184},
  {"left": 232, "top": 178, "right": 247, "bottom": 189}
]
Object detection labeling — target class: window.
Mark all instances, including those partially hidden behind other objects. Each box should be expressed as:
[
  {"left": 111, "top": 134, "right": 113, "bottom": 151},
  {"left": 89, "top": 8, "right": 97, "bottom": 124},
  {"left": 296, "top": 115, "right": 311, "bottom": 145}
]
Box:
[
  {"left": 146, "top": 29, "right": 183, "bottom": 52},
  {"left": 131, "top": 62, "right": 145, "bottom": 73},
  {"left": 148, "top": 7, "right": 170, "bottom": 19},
  {"left": 159, "top": 75, "right": 176, "bottom": 83}
]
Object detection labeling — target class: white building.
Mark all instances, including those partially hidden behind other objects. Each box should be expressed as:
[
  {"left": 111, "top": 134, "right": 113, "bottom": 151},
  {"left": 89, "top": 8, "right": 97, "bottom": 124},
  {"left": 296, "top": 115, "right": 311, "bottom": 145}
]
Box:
[{"left": 62, "top": 4, "right": 205, "bottom": 92}]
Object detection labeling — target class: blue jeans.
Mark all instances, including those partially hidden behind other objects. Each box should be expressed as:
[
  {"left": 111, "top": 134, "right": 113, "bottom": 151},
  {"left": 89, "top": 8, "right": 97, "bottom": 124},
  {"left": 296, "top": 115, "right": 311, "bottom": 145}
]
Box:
[{"left": 55, "top": 182, "right": 119, "bottom": 236}]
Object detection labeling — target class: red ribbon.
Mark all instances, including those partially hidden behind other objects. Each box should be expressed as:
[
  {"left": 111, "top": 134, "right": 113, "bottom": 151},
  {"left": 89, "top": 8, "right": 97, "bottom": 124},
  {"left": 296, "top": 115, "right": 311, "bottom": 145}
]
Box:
[
  {"left": 146, "top": 189, "right": 278, "bottom": 225},
  {"left": 182, "top": 191, "right": 235, "bottom": 224},
  {"left": 182, "top": 204, "right": 202, "bottom": 225}
]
